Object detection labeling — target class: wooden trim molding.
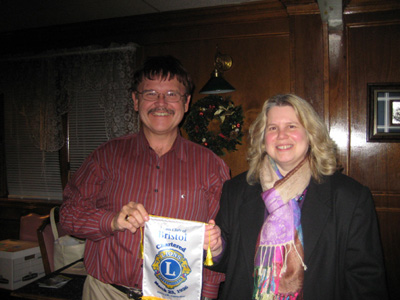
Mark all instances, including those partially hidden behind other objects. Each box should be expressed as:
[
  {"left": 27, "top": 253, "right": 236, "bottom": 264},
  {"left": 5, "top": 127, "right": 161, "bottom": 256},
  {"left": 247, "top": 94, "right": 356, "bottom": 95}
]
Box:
[
  {"left": 279, "top": 0, "right": 320, "bottom": 15},
  {"left": 344, "top": 0, "right": 400, "bottom": 14},
  {"left": 285, "top": 3, "right": 320, "bottom": 15}
]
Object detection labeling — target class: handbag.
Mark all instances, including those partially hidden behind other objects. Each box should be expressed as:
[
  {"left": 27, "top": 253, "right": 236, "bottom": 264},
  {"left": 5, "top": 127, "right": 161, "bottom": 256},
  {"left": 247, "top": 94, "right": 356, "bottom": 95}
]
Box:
[{"left": 50, "top": 207, "right": 86, "bottom": 270}]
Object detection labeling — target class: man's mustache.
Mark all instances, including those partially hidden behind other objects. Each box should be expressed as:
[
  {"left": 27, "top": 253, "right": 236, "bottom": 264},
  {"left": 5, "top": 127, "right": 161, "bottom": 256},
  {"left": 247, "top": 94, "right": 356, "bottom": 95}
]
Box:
[{"left": 148, "top": 107, "right": 175, "bottom": 115}]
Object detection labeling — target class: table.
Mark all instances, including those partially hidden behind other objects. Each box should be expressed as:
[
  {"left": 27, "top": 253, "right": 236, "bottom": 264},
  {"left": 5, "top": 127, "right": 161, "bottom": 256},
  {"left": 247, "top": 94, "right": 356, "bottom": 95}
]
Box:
[{"left": 10, "top": 260, "right": 86, "bottom": 300}]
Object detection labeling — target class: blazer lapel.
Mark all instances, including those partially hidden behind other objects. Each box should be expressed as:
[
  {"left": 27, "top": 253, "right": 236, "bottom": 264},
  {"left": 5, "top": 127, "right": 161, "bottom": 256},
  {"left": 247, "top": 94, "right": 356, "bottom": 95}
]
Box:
[
  {"left": 301, "top": 177, "right": 332, "bottom": 262},
  {"left": 239, "top": 183, "right": 264, "bottom": 281}
]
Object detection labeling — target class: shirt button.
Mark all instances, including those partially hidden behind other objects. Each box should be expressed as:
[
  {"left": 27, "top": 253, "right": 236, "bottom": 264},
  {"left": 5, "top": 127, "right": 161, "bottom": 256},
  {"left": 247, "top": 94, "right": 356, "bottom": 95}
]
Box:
[
  {"left": 156, "top": 165, "right": 160, "bottom": 169},
  {"left": 155, "top": 189, "right": 158, "bottom": 192}
]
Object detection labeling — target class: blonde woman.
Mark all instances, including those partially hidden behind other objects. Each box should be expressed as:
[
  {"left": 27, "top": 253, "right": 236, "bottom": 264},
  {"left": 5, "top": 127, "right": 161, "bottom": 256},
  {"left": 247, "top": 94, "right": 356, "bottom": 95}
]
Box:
[{"left": 206, "top": 94, "right": 387, "bottom": 300}]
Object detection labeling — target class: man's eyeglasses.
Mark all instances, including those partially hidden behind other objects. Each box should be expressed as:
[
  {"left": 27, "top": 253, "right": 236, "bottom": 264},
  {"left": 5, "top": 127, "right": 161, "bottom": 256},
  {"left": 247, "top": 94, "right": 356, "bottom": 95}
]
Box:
[{"left": 136, "top": 90, "right": 186, "bottom": 103}]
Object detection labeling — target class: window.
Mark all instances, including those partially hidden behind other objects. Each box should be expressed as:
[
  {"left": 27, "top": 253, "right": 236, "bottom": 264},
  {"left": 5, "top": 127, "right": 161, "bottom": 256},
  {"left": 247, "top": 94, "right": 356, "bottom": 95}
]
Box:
[
  {"left": 68, "top": 90, "right": 108, "bottom": 176},
  {"left": 4, "top": 100, "right": 64, "bottom": 200},
  {"left": 1, "top": 43, "right": 139, "bottom": 200}
]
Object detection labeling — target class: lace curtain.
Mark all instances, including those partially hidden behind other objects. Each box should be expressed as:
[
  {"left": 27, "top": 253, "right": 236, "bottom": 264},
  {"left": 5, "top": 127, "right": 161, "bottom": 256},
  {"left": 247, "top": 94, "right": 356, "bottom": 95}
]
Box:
[{"left": 0, "top": 43, "right": 139, "bottom": 152}]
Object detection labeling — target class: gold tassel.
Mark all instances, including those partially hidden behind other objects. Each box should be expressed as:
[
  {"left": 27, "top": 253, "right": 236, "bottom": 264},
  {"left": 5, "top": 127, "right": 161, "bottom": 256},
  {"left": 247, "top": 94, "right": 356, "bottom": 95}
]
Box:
[
  {"left": 140, "top": 227, "right": 144, "bottom": 259},
  {"left": 204, "top": 230, "right": 213, "bottom": 266},
  {"left": 141, "top": 296, "right": 168, "bottom": 300}
]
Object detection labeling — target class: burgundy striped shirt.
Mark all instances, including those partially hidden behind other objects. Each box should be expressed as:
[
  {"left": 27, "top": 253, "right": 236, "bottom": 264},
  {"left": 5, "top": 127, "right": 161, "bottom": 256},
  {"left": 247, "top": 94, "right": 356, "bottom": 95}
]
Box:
[{"left": 60, "top": 129, "right": 230, "bottom": 298}]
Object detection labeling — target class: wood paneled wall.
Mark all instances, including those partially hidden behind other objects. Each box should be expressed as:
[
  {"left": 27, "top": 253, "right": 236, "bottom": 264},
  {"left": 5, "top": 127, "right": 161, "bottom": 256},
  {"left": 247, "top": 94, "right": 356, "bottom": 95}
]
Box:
[
  {"left": 328, "top": 1, "right": 400, "bottom": 298},
  {"left": 344, "top": 6, "right": 400, "bottom": 298},
  {"left": 1, "top": 0, "right": 399, "bottom": 298}
]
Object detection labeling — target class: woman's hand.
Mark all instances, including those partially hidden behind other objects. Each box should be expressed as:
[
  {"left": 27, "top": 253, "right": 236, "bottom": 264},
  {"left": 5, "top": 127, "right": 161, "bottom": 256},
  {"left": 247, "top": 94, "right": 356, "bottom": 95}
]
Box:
[
  {"left": 204, "top": 219, "right": 223, "bottom": 257},
  {"left": 112, "top": 202, "right": 149, "bottom": 233}
]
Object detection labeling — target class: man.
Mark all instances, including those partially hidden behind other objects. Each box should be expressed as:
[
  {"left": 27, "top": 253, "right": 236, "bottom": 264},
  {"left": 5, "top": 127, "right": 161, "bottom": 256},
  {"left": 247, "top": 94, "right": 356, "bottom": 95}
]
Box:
[{"left": 60, "top": 55, "right": 230, "bottom": 300}]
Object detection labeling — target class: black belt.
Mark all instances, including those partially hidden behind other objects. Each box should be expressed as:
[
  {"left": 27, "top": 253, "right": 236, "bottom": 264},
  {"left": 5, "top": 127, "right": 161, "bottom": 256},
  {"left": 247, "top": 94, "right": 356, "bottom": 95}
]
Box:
[{"left": 111, "top": 284, "right": 142, "bottom": 299}]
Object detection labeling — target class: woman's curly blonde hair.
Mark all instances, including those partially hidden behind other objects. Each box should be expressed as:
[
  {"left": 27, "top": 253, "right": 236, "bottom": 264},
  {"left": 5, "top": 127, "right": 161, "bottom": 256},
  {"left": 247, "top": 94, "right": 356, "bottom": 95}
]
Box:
[{"left": 246, "top": 94, "right": 339, "bottom": 184}]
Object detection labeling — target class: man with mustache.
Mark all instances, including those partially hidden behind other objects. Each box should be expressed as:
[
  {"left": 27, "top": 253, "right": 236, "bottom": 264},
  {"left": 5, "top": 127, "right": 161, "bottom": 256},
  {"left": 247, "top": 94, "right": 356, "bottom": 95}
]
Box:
[{"left": 60, "top": 56, "right": 230, "bottom": 300}]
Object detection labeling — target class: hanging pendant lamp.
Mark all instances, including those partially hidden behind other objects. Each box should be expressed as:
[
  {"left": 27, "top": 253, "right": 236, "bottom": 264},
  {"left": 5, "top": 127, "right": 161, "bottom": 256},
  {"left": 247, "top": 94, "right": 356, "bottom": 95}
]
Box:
[{"left": 199, "top": 47, "right": 235, "bottom": 94}]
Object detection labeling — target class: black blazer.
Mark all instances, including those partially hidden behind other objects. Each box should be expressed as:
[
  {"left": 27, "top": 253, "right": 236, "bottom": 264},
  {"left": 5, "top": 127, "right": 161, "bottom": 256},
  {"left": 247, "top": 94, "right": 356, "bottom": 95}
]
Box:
[{"left": 210, "top": 171, "right": 388, "bottom": 300}]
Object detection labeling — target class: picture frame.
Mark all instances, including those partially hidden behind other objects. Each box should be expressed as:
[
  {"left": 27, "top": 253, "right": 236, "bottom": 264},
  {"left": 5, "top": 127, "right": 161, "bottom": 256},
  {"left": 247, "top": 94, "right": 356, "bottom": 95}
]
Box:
[{"left": 367, "top": 83, "right": 400, "bottom": 142}]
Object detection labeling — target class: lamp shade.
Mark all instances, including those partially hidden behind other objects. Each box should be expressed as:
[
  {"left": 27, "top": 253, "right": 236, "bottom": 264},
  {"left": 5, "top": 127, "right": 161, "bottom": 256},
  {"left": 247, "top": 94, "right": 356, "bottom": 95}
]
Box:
[{"left": 199, "top": 69, "right": 235, "bottom": 94}]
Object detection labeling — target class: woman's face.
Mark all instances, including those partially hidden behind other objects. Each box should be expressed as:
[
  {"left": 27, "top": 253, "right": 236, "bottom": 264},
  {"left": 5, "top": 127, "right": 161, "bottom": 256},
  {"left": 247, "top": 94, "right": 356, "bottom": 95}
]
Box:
[{"left": 264, "top": 105, "right": 309, "bottom": 175}]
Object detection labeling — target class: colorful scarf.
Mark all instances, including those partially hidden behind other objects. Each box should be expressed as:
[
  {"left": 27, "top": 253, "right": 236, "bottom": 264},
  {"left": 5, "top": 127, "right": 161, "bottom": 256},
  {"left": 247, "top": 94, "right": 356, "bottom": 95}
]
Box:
[{"left": 253, "top": 156, "right": 311, "bottom": 300}]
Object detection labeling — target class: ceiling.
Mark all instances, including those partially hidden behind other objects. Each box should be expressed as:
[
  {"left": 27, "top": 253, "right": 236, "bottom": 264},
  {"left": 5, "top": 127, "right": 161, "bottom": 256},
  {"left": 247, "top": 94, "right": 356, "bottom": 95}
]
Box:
[
  {"left": 0, "top": 0, "right": 263, "bottom": 33},
  {"left": 0, "top": 0, "right": 344, "bottom": 35}
]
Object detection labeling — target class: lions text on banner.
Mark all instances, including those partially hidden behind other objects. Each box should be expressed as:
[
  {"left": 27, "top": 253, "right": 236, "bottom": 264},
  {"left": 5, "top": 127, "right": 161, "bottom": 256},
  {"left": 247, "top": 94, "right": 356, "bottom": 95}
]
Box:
[{"left": 142, "top": 215, "right": 205, "bottom": 300}]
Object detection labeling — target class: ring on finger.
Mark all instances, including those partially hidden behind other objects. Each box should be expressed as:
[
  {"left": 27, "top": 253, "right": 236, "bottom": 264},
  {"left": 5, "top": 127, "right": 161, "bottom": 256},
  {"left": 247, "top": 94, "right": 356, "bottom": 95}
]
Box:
[{"left": 125, "top": 214, "right": 130, "bottom": 221}]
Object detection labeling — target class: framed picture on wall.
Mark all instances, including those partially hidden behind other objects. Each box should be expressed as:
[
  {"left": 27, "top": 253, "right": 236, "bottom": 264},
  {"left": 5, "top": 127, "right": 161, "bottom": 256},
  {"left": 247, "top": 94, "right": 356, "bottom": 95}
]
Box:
[{"left": 367, "top": 83, "right": 400, "bottom": 142}]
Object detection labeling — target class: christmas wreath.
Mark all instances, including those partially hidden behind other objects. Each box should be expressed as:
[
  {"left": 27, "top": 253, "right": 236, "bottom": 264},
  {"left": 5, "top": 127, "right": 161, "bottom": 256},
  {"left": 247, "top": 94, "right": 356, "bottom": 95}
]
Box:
[{"left": 183, "top": 95, "right": 244, "bottom": 156}]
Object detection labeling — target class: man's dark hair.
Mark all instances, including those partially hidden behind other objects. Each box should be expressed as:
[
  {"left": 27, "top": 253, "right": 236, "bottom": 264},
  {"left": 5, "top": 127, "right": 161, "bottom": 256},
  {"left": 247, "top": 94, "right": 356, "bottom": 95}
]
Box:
[{"left": 132, "top": 55, "right": 194, "bottom": 95}]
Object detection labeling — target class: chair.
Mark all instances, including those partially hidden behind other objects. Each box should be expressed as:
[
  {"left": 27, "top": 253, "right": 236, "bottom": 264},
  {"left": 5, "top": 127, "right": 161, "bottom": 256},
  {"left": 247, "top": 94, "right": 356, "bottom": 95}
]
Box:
[
  {"left": 37, "top": 207, "right": 67, "bottom": 274},
  {"left": 19, "top": 213, "right": 49, "bottom": 242}
]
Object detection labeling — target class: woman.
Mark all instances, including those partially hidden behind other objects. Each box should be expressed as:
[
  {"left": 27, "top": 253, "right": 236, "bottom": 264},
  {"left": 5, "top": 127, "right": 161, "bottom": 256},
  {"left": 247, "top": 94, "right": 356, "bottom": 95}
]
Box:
[{"left": 206, "top": 94, "right": 388, "bottom": 300}]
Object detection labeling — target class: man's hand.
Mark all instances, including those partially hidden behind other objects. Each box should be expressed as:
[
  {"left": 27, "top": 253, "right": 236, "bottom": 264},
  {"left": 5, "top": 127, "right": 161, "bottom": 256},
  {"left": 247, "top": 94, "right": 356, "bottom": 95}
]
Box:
[
  {"left": 204, "top": 219, "right": 223, "bottom": 257},
  {"left": 111, "top": 202, "right": 149, "bottom": 233}
]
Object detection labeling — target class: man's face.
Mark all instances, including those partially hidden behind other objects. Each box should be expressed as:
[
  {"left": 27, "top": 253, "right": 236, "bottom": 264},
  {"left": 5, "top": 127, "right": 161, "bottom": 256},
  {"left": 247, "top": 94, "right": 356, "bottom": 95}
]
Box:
[{"left": 133, "top": 77, "right": 190, "bottom": 138}]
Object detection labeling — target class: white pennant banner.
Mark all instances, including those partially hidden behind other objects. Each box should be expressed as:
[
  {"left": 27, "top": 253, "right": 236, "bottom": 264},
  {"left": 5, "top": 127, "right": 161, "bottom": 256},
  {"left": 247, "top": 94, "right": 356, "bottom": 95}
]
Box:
[{"left": 142, "top": 215, "right": 205, "bottom": 300}]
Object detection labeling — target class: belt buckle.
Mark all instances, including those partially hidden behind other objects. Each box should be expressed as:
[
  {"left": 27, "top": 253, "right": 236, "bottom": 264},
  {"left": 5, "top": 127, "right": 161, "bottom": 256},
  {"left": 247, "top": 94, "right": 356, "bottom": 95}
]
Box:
[{"left": 127, "top": 288, "right": 141, "bottom": 300}]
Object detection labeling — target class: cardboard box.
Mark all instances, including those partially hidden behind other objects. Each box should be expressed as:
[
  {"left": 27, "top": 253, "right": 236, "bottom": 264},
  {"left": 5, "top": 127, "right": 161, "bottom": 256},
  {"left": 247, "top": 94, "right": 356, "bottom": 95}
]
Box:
[{"left": 0, "top": 239, "right": 45, "bottom": 290}]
